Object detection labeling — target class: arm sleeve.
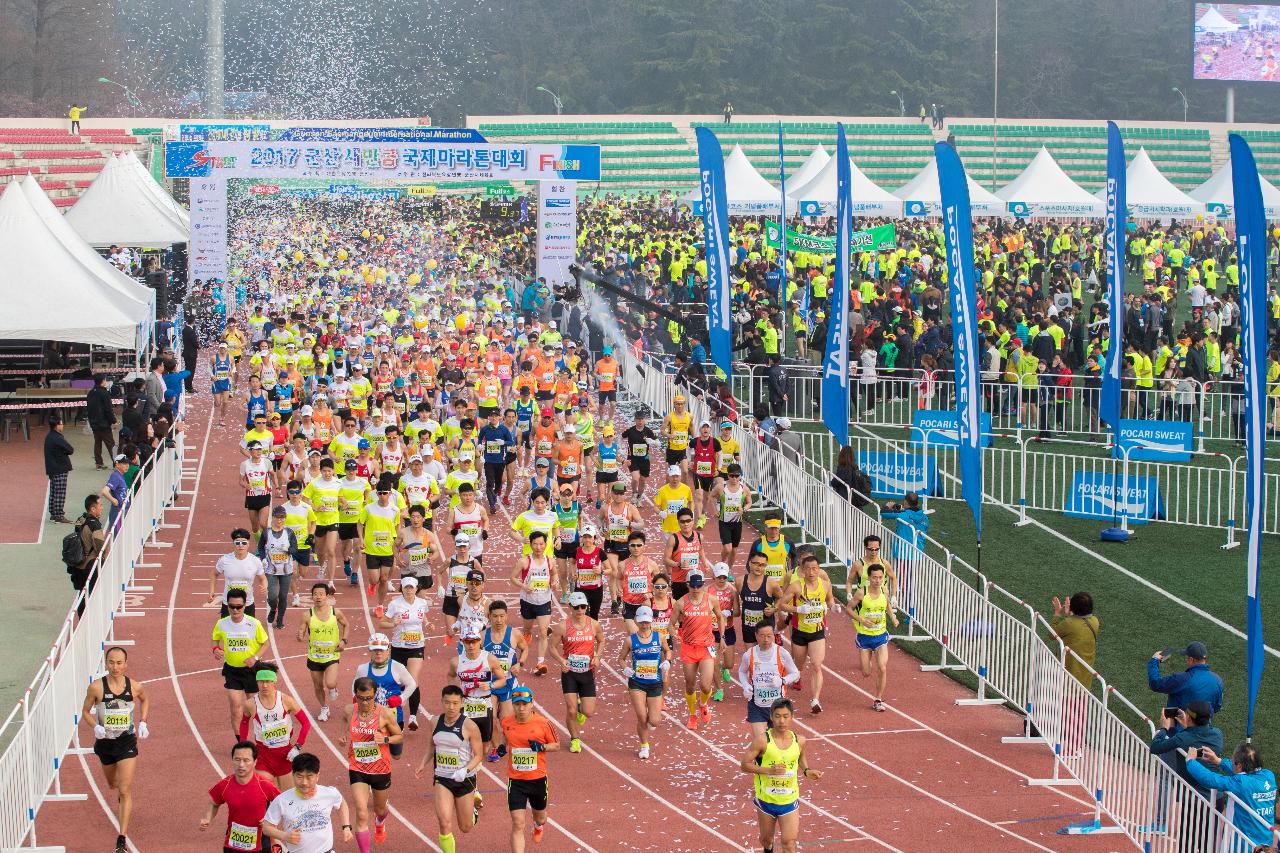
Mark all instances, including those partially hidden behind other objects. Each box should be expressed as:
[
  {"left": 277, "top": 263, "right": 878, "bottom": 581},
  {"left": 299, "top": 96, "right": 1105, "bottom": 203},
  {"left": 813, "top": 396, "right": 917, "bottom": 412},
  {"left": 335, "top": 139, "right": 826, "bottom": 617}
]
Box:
[
  {"left": 737, "top": 652, "right": 752, "bottom": 691},
  {"left": 780, "top": 649, "right": 802, "bottom": 684},
  {"left": 392, "top": 661, "right": 417, "bottom": 700},
  {"left": 293, "top": 709, "right": 312, "bottom": 746},
  {"left": 237, "top": 714, "right": 250, "bottom": 742},
  {"left": 1185, "top": 759, "right": 1238, "bottom": 794}
]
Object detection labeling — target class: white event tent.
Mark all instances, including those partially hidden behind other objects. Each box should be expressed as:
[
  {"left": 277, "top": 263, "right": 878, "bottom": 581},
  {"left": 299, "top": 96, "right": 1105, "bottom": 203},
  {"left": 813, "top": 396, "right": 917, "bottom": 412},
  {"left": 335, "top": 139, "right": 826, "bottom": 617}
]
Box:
[
  {"left": 788, "top": 155, "right": 904, "bottom": 217},
  {"left": 0, "top": 180, "right": 152, "bottom": 350},
  {"left": 894, "top": 156, "right": 1005, "bottom": 217},
  {"left": 122, "top": 150, "right": 191, "bottom": 229},
  {"left": 1189, "top": 160, "right": 1280, "bottom": 219},
  {"left": 682, "top": 144, "right": 787, "bottom": 214},
  {"left": 1195, "top": 6, "right": 1239, "bottom": 34},
  {"left": 786, "top": 145, "right": 830, "bottom": 189},
  {"left": 996, "top": 147, "right": 1105, "bottom": 218},
  {"left": 1093, "top": 147, "right": 1205, "bottom": 219},
  {"left": 66, "top": 153, "right": 190, "bottom": 248}
]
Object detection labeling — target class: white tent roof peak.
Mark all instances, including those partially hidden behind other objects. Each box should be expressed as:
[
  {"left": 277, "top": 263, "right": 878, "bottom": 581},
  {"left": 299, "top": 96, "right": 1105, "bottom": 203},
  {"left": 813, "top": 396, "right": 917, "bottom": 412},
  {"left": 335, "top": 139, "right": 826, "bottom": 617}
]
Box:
[
  {"left": 1196, "top": 6, "right": 1238, "bottom": 32},
  {"left": 786, "top": 145, "right": 830, "bottom": 188},
  {"left": 1094, "top": 147, "right": 1205, "bottom": 219},
  {"left": 1189, "top": 159, "right": 1280, "bottom": 219},
  {"left": 65, "top": 152, "right": 189, "bottom": 248},
  {"left": 681, "top": 142, "right": 787, "bottom": 214},
  {"left": 893, "top": 154, "right": 1005, "bottom": 217},
  {"left": 996, "top": 147, "right": 1105, "bottom": 217},
  {"left": 788, "top": 154, "right": 903, "bottom": 217}
]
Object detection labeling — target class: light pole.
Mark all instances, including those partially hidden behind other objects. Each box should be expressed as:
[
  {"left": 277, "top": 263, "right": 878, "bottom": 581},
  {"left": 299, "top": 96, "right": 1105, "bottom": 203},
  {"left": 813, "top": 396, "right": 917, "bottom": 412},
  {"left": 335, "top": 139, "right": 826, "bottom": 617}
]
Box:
[
  {"left": 535, "top": 85, "right": 563, "bottom": 116},
  {"left": 1172, "top": 87, "right": 1189, "bottom": 123},
  {"left": 991, "top": 0, "right": 1000, "bottom": 190},
  {"left": 97, "top": 76, "right": 142, "bottom": 108},
  {"left": 890, "top": 90, "right": 905, "bottom": 118},
  {"left": 206, "top": 0, "right": 225, "bottom": 118}
]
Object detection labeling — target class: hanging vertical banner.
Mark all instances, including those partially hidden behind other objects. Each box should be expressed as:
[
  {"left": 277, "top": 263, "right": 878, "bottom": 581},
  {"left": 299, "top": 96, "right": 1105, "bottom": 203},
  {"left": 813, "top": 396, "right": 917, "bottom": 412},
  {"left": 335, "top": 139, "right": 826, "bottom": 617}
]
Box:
[
  {"left": 1100, "top": 121, "right": 1126, "bottom": 444},
  {"left": 936, "top": 141, "right": 983, "bottom": 540},
  {"left": 777, "top": 122, "right": 788, "bottom": 351},
  {"left": 536, "top": 180, "right": 577, "bottom": 287},
  {"left": 696, "top": 127, "right": 733, "bottom": 379},
  {"left": 1229, "top": 133, "right": 1269, "bottom": 738},
  {"left": 821, "top": 123, "right": 852, "bottom": 447},
  {"left": 189, "top": 177, "right": 228, "bottom": 285}
]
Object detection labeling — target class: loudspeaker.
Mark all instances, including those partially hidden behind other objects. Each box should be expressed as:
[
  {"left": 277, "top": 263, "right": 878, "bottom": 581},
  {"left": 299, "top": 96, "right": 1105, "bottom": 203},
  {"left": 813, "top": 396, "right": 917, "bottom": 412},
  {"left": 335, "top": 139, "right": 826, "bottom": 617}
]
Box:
[{"left": 146, "top": 270, "right": 171, "bottom": 313}]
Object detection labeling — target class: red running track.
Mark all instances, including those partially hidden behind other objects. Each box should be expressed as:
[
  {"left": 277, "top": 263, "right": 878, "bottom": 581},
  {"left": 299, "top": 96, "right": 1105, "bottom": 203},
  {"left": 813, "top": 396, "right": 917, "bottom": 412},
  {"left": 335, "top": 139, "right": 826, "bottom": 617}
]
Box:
[{"left": 37, "top": 365, "right": 1127, "bottom": 852}]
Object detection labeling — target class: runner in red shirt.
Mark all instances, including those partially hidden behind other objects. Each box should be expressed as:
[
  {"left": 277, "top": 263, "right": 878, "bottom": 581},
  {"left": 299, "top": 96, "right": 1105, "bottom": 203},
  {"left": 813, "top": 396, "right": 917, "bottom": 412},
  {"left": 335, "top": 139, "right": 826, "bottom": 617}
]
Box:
[{"left": 201, "top": 741, "right": 282, "bottom": 853}]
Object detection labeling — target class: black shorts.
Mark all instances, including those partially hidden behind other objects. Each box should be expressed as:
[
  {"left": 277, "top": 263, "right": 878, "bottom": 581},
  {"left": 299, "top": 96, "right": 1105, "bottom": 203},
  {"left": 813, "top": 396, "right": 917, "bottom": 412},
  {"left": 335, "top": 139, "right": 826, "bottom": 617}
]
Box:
[
  {"left": 622, "top": 601, "right": 644, "bottom": 621},
  {"left": 442, "top": 594, "right": 461, "bottom": 617},
  {"left": 718, "top": 520, "right": 743, "bottom": 547},
  {"left": 629, "top": 458, "right": 650, "bottom": 478},
  {"left": 560, "top": 669, "right": 597, "bottom": 697},
  {"left": 556, "top": 476, "right": 579, "bottom": 491},
  {"left": 245, "top": 494, "right": 271, "bottom": 511},
  {"left": 606, "top": 541, "right": 630, "bottom": 559},
  {"left": 307, "top": 658, "right": 339, "bottom": 672},
  {"left": 94, "top": 733, "right": 139, "bottom": 766},
  {"left": 713, "top": 626, "right": 738, "bottom": 646},
  {"left": 520, "top": 599, "right": 552, "bottom": 620},
  {"left": 595, "top": 471, "right": 618, "bottom": 484},
  {"left": 222, "top": 663, "right": 260, "bottom": 693},
  {"left": 791, "top": 627, "right": 826, "bottom": 646},
  {"left": 670, "top": 581, "right": 689, "bottom": 600},
  {"left": 314, "top": 523, "right": 338, "bottom": 538},
  {"left": 534, "top": 390, "right": 554, "bottom": 402},
  {"left": 507, "top": 776, "right": 549, "bottom": 812},
  {"left": 220, "top": 602, "right": 257, "bottom": 619},
  {"left": 553, "top": 541, "right": 578, "bottom": 560},
  {"left": 364, "top": 553, "right": 395, "bottom": 569},
  {"left": 628, "top": 678, "right": 664, "bottom": 698},
  {"left": 435, "top": 774, "right": 478, "bottom": 797},
  {"left": 598, "top": 390, "right": 617, "bottom": 403},
  {"left": 294, "top": 549, "right": 312, "bottom": 567},
  {"left": 338, "top": 522, "right": 358, "bottom": 541},
  {"left": 348, "top": 769, "right": 392, "bottom": 791},
  {"left": 695, "top": 475, "right": 716, "bottom": 492},
  {"left": 519, "top": 430, "right": 532, "bottom": 448},
  {"left": 505, "top": 452, "right": 518, "bottom": 466},
  {"left": 665, "top": 448, "right": 686, "bottom": 465},
  {"left": 468, "top": 709, "right": 494, "bottom": 743},
  {"left": 478, "top": 404, "right": 499, "bottom": 419},
  {"left": 271, "top": 458, "right": 284, "bottom": 471},
  {"left": 391, "top": 646, "right": 424, "bottom": 665}
]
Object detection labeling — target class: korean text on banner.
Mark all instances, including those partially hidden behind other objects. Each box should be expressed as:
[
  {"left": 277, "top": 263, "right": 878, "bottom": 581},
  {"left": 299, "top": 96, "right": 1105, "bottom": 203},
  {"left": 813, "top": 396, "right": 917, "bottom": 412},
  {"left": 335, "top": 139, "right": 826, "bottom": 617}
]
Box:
[
  {"left": 536, "top": 181, "right": 577, "bottom": 288},
  {"left": 1229, "top": 133, "right": 1269, "bottom": 738},
  {"left": 821, "top": 123, "right": 852, "bottom": 446},
  {"left": 1101, "top": 121, "right": 1126, "bottom": 444},
  {"left": 189, "top": 178, "right": 228, "bottom": 286},
  {"left": 696, "top": 127, "right": 733, "bottom": 379},
  {"left": 764, "top": 221, "right": 897, "bottom": 254},
  {"left": 935, "top": 141, "right": 983, "bottom": 540}
]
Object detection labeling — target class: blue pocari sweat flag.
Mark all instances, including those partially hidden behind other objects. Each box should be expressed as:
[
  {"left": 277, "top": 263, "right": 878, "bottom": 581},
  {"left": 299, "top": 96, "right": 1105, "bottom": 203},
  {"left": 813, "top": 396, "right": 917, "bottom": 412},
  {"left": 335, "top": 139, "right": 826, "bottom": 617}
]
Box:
[
  {"left": 821, "top": 123, "right": 852, "bottom": 446},
  {"left": 1229, "top": 133, "right": 1269, "bottom": 738},
  {"left": 778, "top": 122, "right": 789, "bottom": 344},
  {"left": 936, "top": 141, "right": 983, "bottom": 540},
  {"left": 695, "top": 127, "right": 733, "bottom": 379},
  {"left": 1100, "top": 121, "right": 1126, "bottom": 442}
]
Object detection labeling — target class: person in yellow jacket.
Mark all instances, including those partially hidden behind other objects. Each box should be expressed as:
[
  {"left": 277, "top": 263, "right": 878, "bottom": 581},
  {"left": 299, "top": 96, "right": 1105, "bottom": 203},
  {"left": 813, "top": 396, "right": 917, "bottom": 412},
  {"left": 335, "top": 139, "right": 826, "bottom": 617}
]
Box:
[{"left": 68, "top": 104, "right": 85, "bottom": 134}]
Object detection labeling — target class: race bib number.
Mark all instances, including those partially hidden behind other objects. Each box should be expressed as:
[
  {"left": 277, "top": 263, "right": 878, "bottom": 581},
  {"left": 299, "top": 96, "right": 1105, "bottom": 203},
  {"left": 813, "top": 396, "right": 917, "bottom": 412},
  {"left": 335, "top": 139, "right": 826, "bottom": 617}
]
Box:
[
  {"left": 102, "top": 711, "right": 132, "bottom": 729},
  {"left": 743, "top": 609, "right": 763, "bottom": 627},
  {"left": 486, "top": 440, "right": 503, "bottom": 455},
  {"left": 567, "top": 654, "right": 591, "bottom": 673},
  {"left": 227, "top": 822, "right": 260, "bottom": 851},
  {"left": 259, "top": 722, "right": 290, "bottom": 747},
  {"left": 627, "top": 575, "right": 648, "bottom": 594},
  {"left": 766, "top": 771, "right": 796, "bottom": 798},
  {"left": 269, "top": 550, "right": 289, "bottom": 565},
  {"left": 319, "top": 495, "right": 339, "bottom": 513},
  {"left": 635, "top": 661, "right": 659, "bottom": 680},
  {"left": 530, "top": 576, "right": 549, "bottom": 591},
  {"left": 601, "top": 457, "right": 618, "bottom": 473},
  {"left": 666, "top": 499, "right": 686, "bottom": 515},
  {"left": 680, "top": 553, "right": 700, "bottom": 570},
  {"left": 632, "top": 443, "right": 648, "bottom": 457},
  {"left": 537, "top": 439, "right": 553, "bottom": 455},
  {"left": 435, "top": 748, "right": 460, "bottom": 769},
  {"left": 754, "top": 684, "right": 782, "bottom": 705},
  {"left": 696, "top": 460, "right": 714, "bottom": 476},
  {"left": 464, "top": 699, "right": 490, "bottom": 718},
  {"left": 399, "top": 629, "right": 423, "bottom": 645},
  {"left": 353, "top": 741, "right": 382, "bottom": 763},
  {"left": 511, "top": 748, "right": 538, "bottom": 772},
  {"left": 372, "top": 531, "right": 392, "bottom": 548},
  {"left": 226, "top": 636, "right": 251, "bottom": 652},
  {"left": 561, "top": 461, "right": 578, "bottom": 477}
]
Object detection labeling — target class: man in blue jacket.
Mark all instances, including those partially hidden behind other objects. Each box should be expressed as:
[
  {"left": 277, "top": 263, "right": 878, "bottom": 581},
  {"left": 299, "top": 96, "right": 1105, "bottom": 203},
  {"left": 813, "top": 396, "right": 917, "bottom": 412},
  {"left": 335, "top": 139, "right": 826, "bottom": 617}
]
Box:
[
  {"left": 1149, "top": 700, "right": 1223, "bottom": 799},
  {"left": 1186, "top": 742, "right": 1276, "bottom": 850},
  {"left": 1148, "top": 642, "right": 1224, "bottom": 716}
]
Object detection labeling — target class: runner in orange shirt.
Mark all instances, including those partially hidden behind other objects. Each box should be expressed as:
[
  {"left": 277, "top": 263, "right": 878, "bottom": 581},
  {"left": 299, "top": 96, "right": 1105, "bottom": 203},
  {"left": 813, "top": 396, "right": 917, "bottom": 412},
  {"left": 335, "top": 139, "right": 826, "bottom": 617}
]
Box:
[
  {"left": 594, "top": 345, "right": 619, "bottom": 423},
  {"left": 339, "top": 676, "right": 403, "bottom": 848},
  {"left": 555, "top": 430, "right": 583, "bottom": 494},
  {"left": 531, "top": 409, "right": 559, "bottom": 469},
  {"left": 672, "top": 569, "right": 724, "bottom": 731},
  {"left": 500, "top": 686, "right": 560, "bottom": 850}
]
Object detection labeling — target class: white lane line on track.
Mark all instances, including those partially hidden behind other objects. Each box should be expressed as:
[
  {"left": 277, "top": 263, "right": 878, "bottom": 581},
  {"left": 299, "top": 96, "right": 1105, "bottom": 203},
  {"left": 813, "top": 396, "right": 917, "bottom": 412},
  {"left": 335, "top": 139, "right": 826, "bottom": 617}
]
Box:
[
  {"left": 76, "top": 752, "right": 142, "bottom": 853},
  {"left": 139, "top": 645, "right": 374, "bottom": 684},
  {"left": 791, "top": 719, "right": 1060, "bottom": 852},
  {"left": 822, "top": 728, "right": 928, "bottom": 737}
]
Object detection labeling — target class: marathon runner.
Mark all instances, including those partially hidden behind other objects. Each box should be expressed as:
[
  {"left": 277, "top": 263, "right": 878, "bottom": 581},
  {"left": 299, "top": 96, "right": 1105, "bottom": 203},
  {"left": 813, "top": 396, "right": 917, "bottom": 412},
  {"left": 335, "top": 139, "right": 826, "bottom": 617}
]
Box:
[
  {"left": 738, "top": 623, "right": 800, "bottom": 737},
  {"left": 548, "top": 590, "right": 605, "bottom": 754},
  {"left": 601, "top": 483, "right": 644, "bottom": 617},
  {"left": 501, "top": 686, "right": 560, "bottom": 851},
  {"left": 414, "top": 685, "right": 485, "bottom": 853},
  {"left": 202, "top": 741, "right": 281, "bottom": 853},
  {"left": 708, "top": 463, "right": 752, "bottom": 568},
  {"left": 238, "top": 668, "right": 311, "bottom": 789},
  {"left": 780, "top": 553, "right": 834, "bottom": 715},
  {"left": 664, "top": 507, "right": 707, "bottom": 600},
  {"left": 212, "top": 588, "right": 269, "bottom": 736},
  {"left": 511, "top": 529, "right": 557, "bottom": 676},
  {"left": 210, "top": 528, "right": 268, "bottom": 619},
  {"left": 295, "top": 582, "right": 349, "bottom": 722},
  {"left": 80, "top": 646, "right": 149, "bottom": 853},
  {"left": 339, "top": 676, "right": 404, "bottom": 849},
  {"left": 483, "top": 599, "right": 528, "bottom": 761},
  {"left": 739, "top": 698, "right": 822, "bottom": 853},
  {"left": 689, "top": 420, "right": 721, "bottom": 529},
  {"left": 378, "top": 576, "right": 431, "bottom": 730},
  {"left": 261, "top": 753, "right": 353, "bottom": 853},
  {"left": 620, "top": 409, "right": 657, "bottom": 499},
  {"left": 672, "top": 569, "right": 725, "bottom": 730},
  {"left": 352, "top": 634, "right": 416, "bottom": 760},
  {"left": 710, "top": 562, "right": 740, "bottom": 702},
  {"left": 257, "top": 506, "right": 301, "bottom": 629},
  {"left": 450, "top": 620, "right": 510, "bottom": 760},
  {"left": 847, "top": 563, "right": 900, "bottom": 712},
  {"left": 617, "top": 605, "right": 670, "bottom": 759}
]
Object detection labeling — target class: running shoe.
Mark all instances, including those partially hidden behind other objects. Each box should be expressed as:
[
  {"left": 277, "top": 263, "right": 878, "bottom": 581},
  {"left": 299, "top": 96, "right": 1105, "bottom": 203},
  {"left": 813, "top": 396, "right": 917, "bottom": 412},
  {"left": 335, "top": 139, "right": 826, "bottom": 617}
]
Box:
[
  {"left": 328, "top": 688, "right": 338, "bottom": 701},
  {"left": 343, "top": 561, "right": 352, "bottom": 578},
  {"left": 569, "top": 737, "right": 582, "bottom": 753},
  {"left": 495, "top": 743, "right": 507, "bottom": 759},
  {"left": 367, "top": 583, "right": 376, "bottom": 596},
  {"left": 326, "top": 582, "right": 337, "bottom": 594},
  {"left": 533, "top": 662, "right": 548, "bottom": 676},
  {"left": 473, "top": 791, "right": 484, "bottom": 825},
  {"left": 407, "top": 714, "right": 419, "bottom": 732},
  {"left": 503, "top": 495, "right": 512, "bottom": 507},
  {"left": 713, "top": 688, "right": 723, "bottom": 702},
  {"left": 532, "top": 823, "right": 545, "bottom": 844},
  {"left": 115, "top": 835, "right": 127, "bottom": 853},
  {"left": 872, "top": 699, "right": 887, "bottom": 712},
  {"left": 699, "top": 704, "right": 712, "bottom": 724},
  {"left": 687, "top": 714, "right": 698, "bottom": 731},
  {"left": 610, "top": 599, "right": 621, "bottom": 616},
  {"left": 793, "top": 679, "right": 803, "bottom": 692},
  {"left": 576, "top": 711, "right": 586, "bottom": 725},
  {"left": 594, "top": 500, "right": 602, "bottom": 510},
  {"left": 811, "top": 699, "right": 823, "bottom": 715},
  {"left": 349, "top": 571, "right": 359, "bottom": 586},
  {"left": 721, "top": 667, "right": 731, "bottom": 683},
  {"left": 638, "top": 743, "right": 650, "bottom": 760},
  {"left": 486, "top": 747, "right": 501, "bottom": 763},
  {"left": 374, "top": 605, "right": 384, "bottom": 619},
  {"left": 696, "top": 514, "right": 707, "bottom": 529},
  {"left": 318, "top": 705, "right": 330, "bottom": 722},
  {"left": 373, "top": 821, "right": 386, "bottom": 844}
]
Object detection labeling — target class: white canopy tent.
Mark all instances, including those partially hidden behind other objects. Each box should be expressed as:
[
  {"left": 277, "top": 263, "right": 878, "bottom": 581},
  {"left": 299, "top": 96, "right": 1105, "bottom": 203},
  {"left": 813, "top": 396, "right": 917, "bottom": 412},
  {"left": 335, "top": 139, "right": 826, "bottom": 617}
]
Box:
[
  {"left": 0, "top": 181, "right": 152, "bottom": 350},
  {"left": 682, "top": 144, "right": 787, "bottom": 214},
  {"left": 894, "top": 156, "right": 1005, "bottom": 217},
  {"left": 1195, "top": 6, "right": 1239, "bottom": 33},
  {"left": 65, "top": 153, "right": 190, "bottom": 248},
  {"left": 996, "top": 147, "right": 1106, "bottom": 218},
  {"left": 788, "top": 155, "right": 904, "bottom": 217},
  {"left": 786, "top": 145, "right": 830, "bottom": 190},
  {"left": 1189, "top": 160, "right": 1280, "bottom": 219},
  {"left": 1093, "top": 147, "right": 1205, "bottom": 219},
  {"left": 122, "top": 150, "right": 191, "bottom": 229}
]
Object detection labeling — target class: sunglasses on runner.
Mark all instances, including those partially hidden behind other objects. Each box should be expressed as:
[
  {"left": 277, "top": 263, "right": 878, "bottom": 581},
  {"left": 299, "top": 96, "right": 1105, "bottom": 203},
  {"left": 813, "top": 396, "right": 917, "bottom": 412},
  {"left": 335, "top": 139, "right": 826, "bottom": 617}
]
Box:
[
  {"left": 227, "top": 604, "right": 245, "bottom": 610},
  {"left": 628, "top": 543, "right": 644, "bottom": 549},
  {"left": 355, "top": 693, "right": 376, "bottom": 702},
  {"left": 233, "top": 539, "right": 250, "bottom": 546},
  {"left": 866, "top": 546, "right": 880, "bottom": 552},
  {"left": 572, "top": 605, "right": 588, "bottom": 611},
  {"left": 653, "top": 583, "right": 669, "bottom": 589}
]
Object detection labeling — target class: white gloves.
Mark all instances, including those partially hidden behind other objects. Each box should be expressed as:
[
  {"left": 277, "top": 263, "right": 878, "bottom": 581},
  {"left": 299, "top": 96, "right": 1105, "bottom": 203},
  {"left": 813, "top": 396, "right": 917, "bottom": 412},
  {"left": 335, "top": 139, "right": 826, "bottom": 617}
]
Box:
[
  {"left": 451, "top": 766, "right": 469, "bottom": 782},
  {"left": 287, "top": 745, "right": 301, "bottom": 760},
  {"left": 138, "top": 721, "right": 150, "bottom": 740},
  {"left": 659, "top": 660, "right": 670, "bottom": 674},
  {"left": 93, "top": 724, "right": 106, "bottom": 739},
  {"left": 622, "top": 666, "right": 635, "bottom": 679}
]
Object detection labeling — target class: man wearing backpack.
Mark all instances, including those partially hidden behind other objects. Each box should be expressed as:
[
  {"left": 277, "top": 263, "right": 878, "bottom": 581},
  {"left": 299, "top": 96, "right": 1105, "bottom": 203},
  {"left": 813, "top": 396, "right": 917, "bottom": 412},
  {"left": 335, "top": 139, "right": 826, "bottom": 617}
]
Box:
[{"left": 65, "top": 495, "right": 106, "bottom": 615}]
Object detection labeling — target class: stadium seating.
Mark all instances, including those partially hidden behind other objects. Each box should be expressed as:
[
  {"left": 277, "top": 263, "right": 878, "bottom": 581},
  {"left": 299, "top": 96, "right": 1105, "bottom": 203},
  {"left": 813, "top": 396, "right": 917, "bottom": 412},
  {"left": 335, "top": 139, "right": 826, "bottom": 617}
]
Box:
[{"left": 0, "top": 126, "right": 153, "bottom": 203}]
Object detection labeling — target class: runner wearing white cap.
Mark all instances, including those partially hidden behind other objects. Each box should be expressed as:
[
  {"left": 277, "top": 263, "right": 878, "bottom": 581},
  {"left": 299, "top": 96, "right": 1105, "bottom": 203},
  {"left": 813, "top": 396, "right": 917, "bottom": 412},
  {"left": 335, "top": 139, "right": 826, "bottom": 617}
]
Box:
[
  {"left": 616, "top": 605, "right": 670, "bottom": 759},
  {"left": 548, "top": 591, "right": 604, "bottom": 754}
]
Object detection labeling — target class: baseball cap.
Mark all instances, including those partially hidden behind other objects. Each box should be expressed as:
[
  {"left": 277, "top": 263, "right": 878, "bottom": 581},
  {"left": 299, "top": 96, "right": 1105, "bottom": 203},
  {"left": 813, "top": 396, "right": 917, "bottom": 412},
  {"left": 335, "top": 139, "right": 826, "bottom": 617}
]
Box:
[
  {"left": 113, "top": 453, "right": 129, "bottom": 463},
  {"left": 568, "top": 591, "right": 589, "bottom": 608},
  {"left": 611, "top": 481, "right": 626, "bottom": 493},
  {"left": 408, "top": 453, "right": 423, "bottom": 463},
  {"left": 343, "top": 459, "right": 358, "bottom": 471},
  {"left": 1181, "top": 642, "right": 1208, "bottom": 659},
  {"left": 667, "top": 464, "right": 681, "bottom": 476},
  {"left": 673, "top": 394, "right": 686, "bottom": 402},
  {"left": 775, "top": 417, "right": 792, "bottom": 430},
  {"left": 764, "top": 518, "right": 783, "bottom": 528},
  {"left": 271, "top": 505, "right": 287, "bottom": 518},
  {"left": 246, "top": 440, "right": 263, "bottom": 450},
  {"left": 399, "top": 575, "right": 419, "bottom": 588},
  {"left": 465, "top": 569, "right": 485, "bottom": 583},
  {"left": 454, "top": 533, "right": 471, "bottom": 547},
  {"left": 713, "top": 562, "right": 730, "bottom": 578},
  {"left": 634, "top": 605, "right": 653, "bottom": 623},
  {"left": 720, "top": 420, "right": 733, "bottom": 430},
  {"left": 368, "top": 633, "right": 391, "bottom": 650},
  {"left": 602, "top": 424, "right": 615, "bottom": 436},
  {"left": 511, "top": 685, "right": 534, "bottom": 704},
  {"left": 217, "top": 341, "right": 228, "bottom": 348},
  {"left": 687, "top": 571, "right": 706, "bottom": 588},
  {"left": 460, "top": 621, "right": 483, "bottom": 641},
  {"left": 535, "top": 457, "right": 550, "bottom": 468},
  {"left": 1186, "top": 699, "right": 1213, "bottom": 724},
  {"left": 580, "top": 523, "right": 598, "bottom": 538},
  {"left": 602, "top": 344, "right": 613, "bottom": 354},
  {"left": 541, "top": 407, "right": 553, "bottom": 418},
  {"left": 254, "top": 669, "right": 278, "bottom": 682},
  {"left": 299, "top": 405, "right": 313, "bottom": 416}
]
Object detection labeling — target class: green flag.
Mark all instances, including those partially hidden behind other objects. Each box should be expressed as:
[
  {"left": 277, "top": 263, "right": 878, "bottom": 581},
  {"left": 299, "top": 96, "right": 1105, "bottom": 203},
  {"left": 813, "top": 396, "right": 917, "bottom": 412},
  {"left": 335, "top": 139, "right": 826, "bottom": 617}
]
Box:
[{"left": 765, "top": 220, "right": 896, "bottom": 254}]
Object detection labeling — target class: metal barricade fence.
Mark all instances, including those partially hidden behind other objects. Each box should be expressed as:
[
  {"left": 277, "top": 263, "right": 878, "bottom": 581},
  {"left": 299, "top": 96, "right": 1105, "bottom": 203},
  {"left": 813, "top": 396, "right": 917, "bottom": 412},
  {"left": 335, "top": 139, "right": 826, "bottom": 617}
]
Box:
[
  {"left": 615, "top": 347, "right": 1254, "bottom": 851},
  {"left": 0, "top": 427, "right": 184, "bottom": 851}
]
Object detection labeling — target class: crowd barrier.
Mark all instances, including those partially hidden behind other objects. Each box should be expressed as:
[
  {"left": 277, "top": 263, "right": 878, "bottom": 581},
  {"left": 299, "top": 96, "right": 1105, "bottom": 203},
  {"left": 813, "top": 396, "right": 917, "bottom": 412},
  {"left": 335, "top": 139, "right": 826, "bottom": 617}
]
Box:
[
  {"left": 615, "top": 347, "right": 1259, "bottom": 851},
  {"left": 0, "top": 423, "right": 185, "bottom": 852}
]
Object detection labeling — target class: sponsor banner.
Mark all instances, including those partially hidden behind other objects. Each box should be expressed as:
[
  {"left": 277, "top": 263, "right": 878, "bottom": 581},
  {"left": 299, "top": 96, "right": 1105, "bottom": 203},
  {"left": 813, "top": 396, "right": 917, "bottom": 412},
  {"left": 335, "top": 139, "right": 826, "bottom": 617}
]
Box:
[
  {"left": 1007, "top": 200, "right": 1102, "bottom": 218},
  {"left": 1064, "top": 472, "right": 1165, "bottom": 523},
  {"left": 764, "top": 220, "right": 897, "bottom": 254},
  {"left": 536, "top": 181, "right": 577, "bottom": 286},
  {"left": 696, "top": 127, "right": 733, "bottom": 380},
  {"left": 856, "top": 451, "right": 937, "bottom": 499},
  {"left": 164, "top": 140, "right": 601, "bottom": 181},
  {"left": 248, "top": 184, "right": 279, "bottom": 195},
  {"left": 912, "top": 410, "right": 993, "bottom": 447},
  {"left": 1113, "top": 419, "right": 1193, "bottom": 462},
  {"left": 275, "top": 127, "right": 483, "bottom": 143},
  {"left": 189, "top": 178, "right": 228, "bottom": 284},
  {"left": 406, "top": 185, "right": 437, "bottom": 196},
  {"left": 179, "top": 123, "right": 271, "bottom": 142},
  {"left": 485, "top": 185, "right": 512, "bottom": 197},
  {"left": 690, "top": 199, "right": 778, "bottom": 216}
]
